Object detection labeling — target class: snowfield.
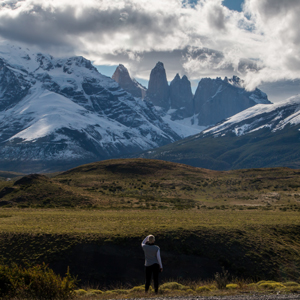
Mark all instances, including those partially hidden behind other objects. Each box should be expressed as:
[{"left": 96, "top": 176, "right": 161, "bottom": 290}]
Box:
[{"left": 203, "top": 95, "right": 300, "bottom": 137}]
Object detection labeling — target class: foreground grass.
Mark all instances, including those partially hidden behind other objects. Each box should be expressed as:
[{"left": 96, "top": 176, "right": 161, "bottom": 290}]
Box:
[
  {"left": 0, "top": 208, "right": 300, "bottom": 282},
  {"left": 73, "top": 280, "right": 300, "bottom": 299}
]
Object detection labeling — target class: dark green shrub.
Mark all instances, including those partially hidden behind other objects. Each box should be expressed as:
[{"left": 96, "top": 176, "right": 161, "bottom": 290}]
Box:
[
  {"left": 0, "top": 263, "right": 77, "bottom": 300},
  {"left": 0, "top": 266, "right": 13, "bottom": 298}
]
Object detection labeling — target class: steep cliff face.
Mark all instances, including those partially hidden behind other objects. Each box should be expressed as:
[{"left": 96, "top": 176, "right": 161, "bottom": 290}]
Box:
[
  {"left": 143, "top": 63, "right": 203, "bottom": 137},
  {"left": 145, "top": 62, "right": 170, "bottom": 109},
  {"left": 143, "top": 63, "right": 270, "bottom": 135},
  {"left": 194, "top": 76, "right": 271, "bottom": 126},
  {"left": 169, "top": 73, "right": 194, "bottom": 117},
  {"left": 112, "top": 64, "right": 146, "bottom": 98}
]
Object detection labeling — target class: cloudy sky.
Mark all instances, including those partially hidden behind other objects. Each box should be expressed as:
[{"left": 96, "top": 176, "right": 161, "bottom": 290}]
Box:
[{"left": 0, "top": 0, "right": 300, "bottom": 102}]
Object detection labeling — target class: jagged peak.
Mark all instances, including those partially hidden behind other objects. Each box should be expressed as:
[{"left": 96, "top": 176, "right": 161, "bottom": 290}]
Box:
[
  {"left": 64, "top": 56, "right": 96, "bottom": 71},
  {"left": 200, "top": 76, "right": 242, "bottom": 87},
  {"left": 227, "top": 75, "right": 243, "bottom": 88},
  {"left": 116, "top": 64, "right": 129, "bottom": 73},
  {"left": 199, "top": 77, "right": 212, "bottom": 83},
  {"left": 112, "top": 64, "right": 132, "bottom": 81},
  {"left": 154, "top": 61, "right": 165, "bottom": 70},
  {"left": 172, "top": 73, "right": 181, "bottom": 81}
]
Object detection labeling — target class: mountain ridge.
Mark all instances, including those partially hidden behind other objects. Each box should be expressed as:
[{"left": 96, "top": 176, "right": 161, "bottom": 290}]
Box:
[
  {"left": 138, "top": 95, "right": 300, "bottom": 170},
  {"left": 0, "top": 43, "right": 180, "bottom": 173},
  {"left": 112, "top": 63, "right": 271, "bottom": 139}
]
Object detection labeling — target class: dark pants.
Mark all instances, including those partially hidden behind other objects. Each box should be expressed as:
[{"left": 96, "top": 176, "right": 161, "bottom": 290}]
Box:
[{"left": 145, "top": 263, "right": 160, "bottom": 293}]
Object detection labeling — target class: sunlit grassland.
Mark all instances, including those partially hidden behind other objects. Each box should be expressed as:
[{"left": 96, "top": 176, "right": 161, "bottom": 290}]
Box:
[
  {"left": 0, "top": 209, "right": 300, "bottom": 235},
  {"left": 0, "top": 207, "right": 299, "bottom": 281}
]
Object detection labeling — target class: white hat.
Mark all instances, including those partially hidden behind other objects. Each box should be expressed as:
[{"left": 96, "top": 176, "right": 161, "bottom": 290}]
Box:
[{"left": 148, "top": 235, "right": 155, "bottom": 243}]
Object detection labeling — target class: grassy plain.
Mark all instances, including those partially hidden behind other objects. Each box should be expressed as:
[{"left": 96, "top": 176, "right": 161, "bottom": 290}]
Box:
[
  {"left": 0, "top": 209, "right": 299, "bottom": 235},
  {"left": 0, "top": 159, "right": 300, "bottom": 286},
  {"left": 0, "top": 208, "right": 300, "bottom": 282}
]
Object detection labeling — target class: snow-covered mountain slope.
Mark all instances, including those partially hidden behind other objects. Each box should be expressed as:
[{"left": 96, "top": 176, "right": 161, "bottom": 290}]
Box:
[
  {"left": 0, "top": 42, "right": 180, "bottom": 172},
  {"left": 202, "top": 95, "right": 300, "bottom": 137},
  {"left": 137, "top": 95, "right": 300, "bottom": 170},
  {"left": 153, "top": 106, "right": 207, "bottom": 137}
]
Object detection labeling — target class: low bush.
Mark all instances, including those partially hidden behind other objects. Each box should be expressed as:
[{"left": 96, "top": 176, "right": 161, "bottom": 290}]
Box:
[
  {"left": 283, "top": 281, "right": 299, "bottom": 287},
  {"left": 0, "top": 263, "right": 77, "bottom": 299},
  {"left": 160, "top": 282, "right": 189, "bottom": 290},
  {"left": 87, "top": 289, "right": 103, "bottom": 295},
  {"left": 196, "top": 285, "right": 212, "bottom": 293},
  {"left": 258, "top": 281, "right": 285, "bottom": 290},
  {"left": 214, "top": 267, "right": 230, "bottom": 289},
  {"left": 74, "top": 289, "right": 88, "bottom": 296},
  {"left": 285, "top": 285, "right": 300, "bottom": 292},
  {"left": 0, "top": 267, "right": 12, "bottom": 297},
  {"left": 130, "top": 285, "right": 149, "bottom": 292},
  {"left": 226, "top": 283, "right": 238, "bottom": 289}
]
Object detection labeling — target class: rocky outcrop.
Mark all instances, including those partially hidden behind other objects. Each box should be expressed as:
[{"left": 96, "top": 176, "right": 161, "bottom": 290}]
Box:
[
  {"left": 169, "top": 73, "right": 194, "bottom": 117},
  {"left": 194, "top": 76, "right": 271, "bottom": 126},
  {"left": 111, "top": 62, "right": 271, "bottom": 138},
  {"left": 145, "top": 62, "right": 170, "bottom": 109},
  {"left": 112, "top": 64, "right": 146, "bottom": 99}
]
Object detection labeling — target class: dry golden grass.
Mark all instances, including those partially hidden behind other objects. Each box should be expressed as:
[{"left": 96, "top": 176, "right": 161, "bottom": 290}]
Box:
[
  {"left": 0, "top": 208, "right": 299, "bottom": 235},
  {"left": 1, "top": 159, "right": 300, "bottom": 210}
]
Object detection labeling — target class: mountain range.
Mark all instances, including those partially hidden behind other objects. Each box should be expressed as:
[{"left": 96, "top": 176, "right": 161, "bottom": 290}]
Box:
[
  {"left": 0, "top": 43, "right": 180, "bottom": 173},
  {"left": 113, "top": 62, "right": 271, "bottom": 136},
  {"left": 0, "top": 42, "right": 291, "bottom": 173},
  {"left": 139, "top": 95, "right": 300, "bottom": 170}
]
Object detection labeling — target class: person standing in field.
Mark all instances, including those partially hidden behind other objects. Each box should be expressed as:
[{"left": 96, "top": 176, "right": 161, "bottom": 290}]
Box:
[{"left": 141, "top": 234, "right": 163, "bottom": 294}]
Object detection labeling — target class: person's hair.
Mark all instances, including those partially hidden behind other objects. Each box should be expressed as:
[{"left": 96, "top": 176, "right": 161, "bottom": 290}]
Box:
[{"left": 148, "top": 235, "right": 155, "bottom": 244}]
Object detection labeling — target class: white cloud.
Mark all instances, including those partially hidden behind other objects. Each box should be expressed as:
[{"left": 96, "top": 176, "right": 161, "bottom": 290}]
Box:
[
  {"left": 0, "top": 0, "right": 299, "bottom": 91},
  {"left": 239, "top": 0, "right": 300, "bottom": 89}
]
